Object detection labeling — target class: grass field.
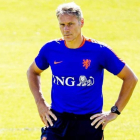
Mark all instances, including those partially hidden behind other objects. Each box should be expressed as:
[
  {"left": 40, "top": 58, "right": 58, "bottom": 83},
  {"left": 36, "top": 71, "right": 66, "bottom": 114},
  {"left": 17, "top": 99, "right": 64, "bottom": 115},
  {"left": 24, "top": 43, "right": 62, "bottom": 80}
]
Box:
[{"left": 0, "top": 0, "right": 140, "bottom": 139}]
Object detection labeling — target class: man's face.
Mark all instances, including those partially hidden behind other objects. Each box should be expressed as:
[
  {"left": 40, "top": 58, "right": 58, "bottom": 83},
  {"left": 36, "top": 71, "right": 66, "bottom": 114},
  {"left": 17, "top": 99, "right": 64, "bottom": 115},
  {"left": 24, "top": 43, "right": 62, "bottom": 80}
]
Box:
[{"left": 57, "top": 14, "right": 84, "bottom": 42}]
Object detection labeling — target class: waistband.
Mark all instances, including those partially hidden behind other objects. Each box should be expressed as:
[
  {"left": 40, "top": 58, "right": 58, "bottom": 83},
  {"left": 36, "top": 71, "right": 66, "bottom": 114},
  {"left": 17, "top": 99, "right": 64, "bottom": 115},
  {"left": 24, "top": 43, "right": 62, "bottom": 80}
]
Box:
[{"left": 51, "top": 109, "right": 99, "bottom": 120}]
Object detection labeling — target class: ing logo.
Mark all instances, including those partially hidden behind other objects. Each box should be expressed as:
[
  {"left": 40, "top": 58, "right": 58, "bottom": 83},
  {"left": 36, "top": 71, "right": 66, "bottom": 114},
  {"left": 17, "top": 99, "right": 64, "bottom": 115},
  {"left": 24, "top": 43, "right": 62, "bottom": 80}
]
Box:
[
  {"left": 83, "top": 59, "right": 91, "bottom": 69},
  {"left": 77, "top": 75, "right": 94, "bottom": 86},
  {"left": 52, "top": 74, "right": 94, "bottom": 86}
]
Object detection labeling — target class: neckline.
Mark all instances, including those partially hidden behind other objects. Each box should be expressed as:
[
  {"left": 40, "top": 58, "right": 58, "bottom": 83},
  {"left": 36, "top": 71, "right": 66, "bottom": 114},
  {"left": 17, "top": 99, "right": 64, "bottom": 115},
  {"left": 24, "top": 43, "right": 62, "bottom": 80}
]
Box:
[{"left": 64, "top": 36, "right": 86, "bottom": 49}]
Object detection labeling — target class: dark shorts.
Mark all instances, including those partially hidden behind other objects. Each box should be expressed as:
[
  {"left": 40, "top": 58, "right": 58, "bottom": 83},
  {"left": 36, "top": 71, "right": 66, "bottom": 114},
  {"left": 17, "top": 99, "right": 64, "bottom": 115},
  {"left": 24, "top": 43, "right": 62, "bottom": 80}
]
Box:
[{"left": 41, "top": 109, "right": 104, "bottom": 140}]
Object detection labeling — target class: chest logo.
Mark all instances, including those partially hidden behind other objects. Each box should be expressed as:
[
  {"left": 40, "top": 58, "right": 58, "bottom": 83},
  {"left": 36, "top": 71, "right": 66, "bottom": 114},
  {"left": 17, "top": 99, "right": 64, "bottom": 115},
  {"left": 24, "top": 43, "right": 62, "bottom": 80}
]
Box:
[
  {"left": 77, "top": 75, "right": 94, "bottom": 86},
  {"left": 83, "top": 59, "right": 91, "bottom": 69},
  {"left": 54, "top": 61, "right": 63, "bottom": 64},
  {"left": 52, "top": 75, "right": 94, "bottom": 86}
]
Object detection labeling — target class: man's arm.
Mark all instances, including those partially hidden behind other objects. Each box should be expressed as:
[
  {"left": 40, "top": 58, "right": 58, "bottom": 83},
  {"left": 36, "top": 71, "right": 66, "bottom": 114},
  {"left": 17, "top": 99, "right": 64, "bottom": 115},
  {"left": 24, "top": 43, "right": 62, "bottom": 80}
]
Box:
[
  {"left": 90, "top": 64, "right": 138, "bottom": 129},
  {"left": 115, "top": 64, "right": 138, "bottom": 112},
  {"left": 27, "top": 61, "right": 57, "bottom": 127}
]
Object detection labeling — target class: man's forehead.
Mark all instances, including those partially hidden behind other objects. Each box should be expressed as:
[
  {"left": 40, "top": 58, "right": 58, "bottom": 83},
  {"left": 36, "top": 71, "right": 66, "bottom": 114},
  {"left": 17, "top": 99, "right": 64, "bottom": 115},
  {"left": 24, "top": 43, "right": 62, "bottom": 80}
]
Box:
[{"left": 58, "top": 14, "right": 78, "bottom": 23}]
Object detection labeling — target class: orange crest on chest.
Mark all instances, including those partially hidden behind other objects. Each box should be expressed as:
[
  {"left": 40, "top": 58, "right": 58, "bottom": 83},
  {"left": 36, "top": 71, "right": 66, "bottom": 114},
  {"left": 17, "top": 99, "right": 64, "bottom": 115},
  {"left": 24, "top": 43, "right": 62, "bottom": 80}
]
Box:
[{"left": 83, "top": 59, "right": 91, "bottom": 69}]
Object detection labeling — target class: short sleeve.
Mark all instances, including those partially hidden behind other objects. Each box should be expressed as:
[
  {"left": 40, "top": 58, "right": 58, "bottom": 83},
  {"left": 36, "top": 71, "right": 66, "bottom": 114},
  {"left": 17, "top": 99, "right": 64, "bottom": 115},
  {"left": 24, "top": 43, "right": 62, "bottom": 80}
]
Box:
[
  {"left": 35, "top": 45, "right": 49, "bottom": 70},
  {"left": 99, "top": 45, "right": 125, "bottom": 75}
]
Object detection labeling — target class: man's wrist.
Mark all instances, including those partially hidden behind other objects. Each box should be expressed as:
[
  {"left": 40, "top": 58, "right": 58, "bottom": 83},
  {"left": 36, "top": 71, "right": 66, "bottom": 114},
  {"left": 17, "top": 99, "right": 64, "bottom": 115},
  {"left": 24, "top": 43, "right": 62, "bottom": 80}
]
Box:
[
  {"left": 35, "top": 97, "right": 45, "bottom": 105},
  {"left": 111, "top": 106, "right": 121, "bottom": 115}
]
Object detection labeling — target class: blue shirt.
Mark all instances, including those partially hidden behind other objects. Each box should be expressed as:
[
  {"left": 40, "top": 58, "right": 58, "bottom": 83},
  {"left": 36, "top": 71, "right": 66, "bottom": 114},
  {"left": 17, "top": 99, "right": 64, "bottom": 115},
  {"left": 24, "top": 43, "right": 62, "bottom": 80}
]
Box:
[{"left": 35, "top": 37, "right": 125, "bottom": 114}]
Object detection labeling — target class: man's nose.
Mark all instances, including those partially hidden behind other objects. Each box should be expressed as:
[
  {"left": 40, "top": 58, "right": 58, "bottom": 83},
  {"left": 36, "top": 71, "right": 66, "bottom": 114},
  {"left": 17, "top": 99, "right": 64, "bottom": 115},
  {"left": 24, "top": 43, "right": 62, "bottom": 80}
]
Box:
[{"left": 64, "top": 25, "right": 69, "bottom": 31}]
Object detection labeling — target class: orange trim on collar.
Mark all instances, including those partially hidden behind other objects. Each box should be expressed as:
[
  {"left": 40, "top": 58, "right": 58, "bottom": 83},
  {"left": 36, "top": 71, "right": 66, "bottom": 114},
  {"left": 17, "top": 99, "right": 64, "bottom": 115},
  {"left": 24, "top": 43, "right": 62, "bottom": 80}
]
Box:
[
  {"left": 64, "top": 36, "right": 86, "bottom": 49},
  {"left": 78, "top": 36, "right": 85, "bottom": 48}
]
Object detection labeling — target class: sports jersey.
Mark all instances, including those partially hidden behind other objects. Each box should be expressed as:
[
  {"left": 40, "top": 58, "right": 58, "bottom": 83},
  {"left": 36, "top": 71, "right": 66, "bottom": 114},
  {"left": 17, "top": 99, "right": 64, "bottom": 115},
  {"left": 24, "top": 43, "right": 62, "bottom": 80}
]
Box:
[{"left": 35, "top": 37, "right": 125, "bottom": 114}]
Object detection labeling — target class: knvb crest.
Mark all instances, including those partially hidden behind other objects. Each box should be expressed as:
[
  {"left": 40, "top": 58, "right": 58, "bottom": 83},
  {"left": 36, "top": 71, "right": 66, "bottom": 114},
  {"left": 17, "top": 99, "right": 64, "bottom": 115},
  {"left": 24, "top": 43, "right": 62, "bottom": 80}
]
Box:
[
  {"left": 83, "top": 59, "right": 91, "bottom": 69},
  {"left": 52, "top": 75, "right": 94, "bottom": 86}
]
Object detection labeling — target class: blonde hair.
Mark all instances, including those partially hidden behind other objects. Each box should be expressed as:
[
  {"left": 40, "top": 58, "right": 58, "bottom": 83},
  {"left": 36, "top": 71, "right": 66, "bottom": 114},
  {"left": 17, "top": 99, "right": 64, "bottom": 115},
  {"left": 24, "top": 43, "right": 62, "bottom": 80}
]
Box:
[{"left": 56, "top": 2, "right": 83, "bottom": 20}]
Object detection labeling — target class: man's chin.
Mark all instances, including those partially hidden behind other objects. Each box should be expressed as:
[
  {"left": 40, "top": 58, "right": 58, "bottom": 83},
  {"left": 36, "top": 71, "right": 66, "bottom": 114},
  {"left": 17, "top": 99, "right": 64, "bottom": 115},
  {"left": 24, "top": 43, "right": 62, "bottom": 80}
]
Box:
[{"left": 64, "top": 37, "right": 73, "bottom": 42}]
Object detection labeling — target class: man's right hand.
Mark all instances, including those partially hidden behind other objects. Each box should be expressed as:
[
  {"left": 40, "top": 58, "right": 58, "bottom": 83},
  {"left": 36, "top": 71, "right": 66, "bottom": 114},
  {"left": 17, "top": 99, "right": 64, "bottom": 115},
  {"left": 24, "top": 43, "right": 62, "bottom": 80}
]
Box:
[
  {"left": 37, "top": 100, "right": 57, "bottom": 128},
  {"left": 27, "top": 62, "right": 57, "bottom": 127}
]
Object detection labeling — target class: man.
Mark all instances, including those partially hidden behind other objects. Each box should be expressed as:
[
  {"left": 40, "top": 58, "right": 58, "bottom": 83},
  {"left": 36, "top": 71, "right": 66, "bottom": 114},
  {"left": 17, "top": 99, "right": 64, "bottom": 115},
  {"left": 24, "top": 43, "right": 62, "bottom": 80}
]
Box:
[{"left": 27, "top": 2, "right": 138, "bottom": 140}]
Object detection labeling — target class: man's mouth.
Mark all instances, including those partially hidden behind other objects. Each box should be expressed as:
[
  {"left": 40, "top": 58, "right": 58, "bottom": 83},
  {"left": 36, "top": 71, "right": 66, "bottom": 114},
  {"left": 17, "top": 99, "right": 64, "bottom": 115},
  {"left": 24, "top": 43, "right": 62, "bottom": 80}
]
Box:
[{"left": 64, "top": 34, "right": 71, "bottom": 36}]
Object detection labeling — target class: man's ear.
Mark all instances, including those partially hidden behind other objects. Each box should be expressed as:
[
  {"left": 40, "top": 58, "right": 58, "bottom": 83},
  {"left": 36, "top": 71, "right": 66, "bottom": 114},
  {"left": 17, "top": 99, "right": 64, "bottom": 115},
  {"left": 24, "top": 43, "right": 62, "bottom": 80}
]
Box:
[{"left": 81, "top": 18, "right": 84, "bottom": 27}]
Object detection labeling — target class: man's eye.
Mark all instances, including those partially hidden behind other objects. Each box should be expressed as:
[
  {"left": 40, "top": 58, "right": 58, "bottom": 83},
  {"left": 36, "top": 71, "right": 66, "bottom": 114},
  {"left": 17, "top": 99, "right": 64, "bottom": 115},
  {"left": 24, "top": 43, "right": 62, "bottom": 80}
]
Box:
[
  {"left": 69, "top": 23, "right": 73, "bottom": 25},
  {"left": 60, "top": 24, "right": 65, "bottom": 26}
]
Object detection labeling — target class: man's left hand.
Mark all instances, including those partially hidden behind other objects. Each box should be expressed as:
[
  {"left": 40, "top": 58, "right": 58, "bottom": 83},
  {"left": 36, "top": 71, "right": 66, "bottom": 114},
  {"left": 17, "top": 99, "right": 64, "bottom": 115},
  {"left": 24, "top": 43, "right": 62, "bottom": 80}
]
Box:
[{"left": 90, "top": 111, "right": 118, "bottom": 130}]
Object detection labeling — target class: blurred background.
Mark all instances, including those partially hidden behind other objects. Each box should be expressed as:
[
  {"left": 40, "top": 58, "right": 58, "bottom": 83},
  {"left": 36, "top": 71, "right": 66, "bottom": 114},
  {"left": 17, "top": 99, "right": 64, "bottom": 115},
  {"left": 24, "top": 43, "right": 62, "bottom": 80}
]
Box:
[{"left": 0, "top": 0, "right": 140, "bottom": 139}]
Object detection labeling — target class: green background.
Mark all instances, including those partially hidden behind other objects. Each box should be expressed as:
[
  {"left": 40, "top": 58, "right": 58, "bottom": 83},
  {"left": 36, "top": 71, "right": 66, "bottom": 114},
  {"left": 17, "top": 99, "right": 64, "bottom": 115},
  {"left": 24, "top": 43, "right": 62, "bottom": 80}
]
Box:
[{"left": 0, "top": 0, "right": 140, "bottom": 139}]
